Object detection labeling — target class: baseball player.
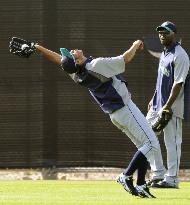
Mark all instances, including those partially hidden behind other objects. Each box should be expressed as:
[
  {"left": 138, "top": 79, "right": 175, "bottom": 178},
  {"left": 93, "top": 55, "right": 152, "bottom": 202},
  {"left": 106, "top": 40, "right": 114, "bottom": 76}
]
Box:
[
  {"left": 146, "top": 21, "right": 190, "bottom": 188},
  {"left": 9, "top": 37, "right": 160, "bottom": 198}
]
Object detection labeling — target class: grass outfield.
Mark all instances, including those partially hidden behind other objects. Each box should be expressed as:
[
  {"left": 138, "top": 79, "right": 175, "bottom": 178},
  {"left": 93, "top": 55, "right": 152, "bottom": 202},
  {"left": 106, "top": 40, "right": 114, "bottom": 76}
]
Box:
[{"left": 0, "top": 181, "right": 189, "bottom": 205}]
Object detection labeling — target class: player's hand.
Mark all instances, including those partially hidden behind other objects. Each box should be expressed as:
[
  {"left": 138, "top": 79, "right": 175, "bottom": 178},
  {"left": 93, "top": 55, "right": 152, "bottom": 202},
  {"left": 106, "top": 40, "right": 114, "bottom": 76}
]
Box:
[
  {"left": 9, "top": 37, "right": 36, "bottom": 58},
  {"left": 152, "top": 107, "right": 173, "bottom": 132},
  {"left": 147, "top": 100, "right": 153, "bottom": 111},
  {"left": 158, "top": 104, "right": 171, "bottom": 117},
  {"left": 133, "top": 40, "right": 144, "bottom": 50}
]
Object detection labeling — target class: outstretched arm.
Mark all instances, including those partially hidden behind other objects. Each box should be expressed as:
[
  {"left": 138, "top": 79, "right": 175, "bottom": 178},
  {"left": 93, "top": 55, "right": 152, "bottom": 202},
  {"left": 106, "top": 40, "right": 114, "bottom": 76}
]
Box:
[
  {"left": 9, "top": 37, "right": 62, "bottom": 65},
  {"left": 122, "top": 40, "right": 143, "bottom": 64},
  {"left": 35, "top": 44, "right": 62, "bottom": 65}
]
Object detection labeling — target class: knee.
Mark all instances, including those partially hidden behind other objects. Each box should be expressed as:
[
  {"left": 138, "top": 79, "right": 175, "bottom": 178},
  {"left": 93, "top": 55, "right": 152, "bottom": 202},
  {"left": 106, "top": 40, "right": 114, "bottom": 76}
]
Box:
[{"left": 149, "top": 140, "right": 160, "bottom": 153}]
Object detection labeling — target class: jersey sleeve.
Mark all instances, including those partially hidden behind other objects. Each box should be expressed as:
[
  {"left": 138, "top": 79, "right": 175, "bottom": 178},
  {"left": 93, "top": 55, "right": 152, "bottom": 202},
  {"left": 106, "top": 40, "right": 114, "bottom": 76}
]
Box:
[
  {"left": 174, "top": 52, "right": 190, "bottom": 84},
  {"left": 86, "top": 55, "right": 125, "bottom": 78}
]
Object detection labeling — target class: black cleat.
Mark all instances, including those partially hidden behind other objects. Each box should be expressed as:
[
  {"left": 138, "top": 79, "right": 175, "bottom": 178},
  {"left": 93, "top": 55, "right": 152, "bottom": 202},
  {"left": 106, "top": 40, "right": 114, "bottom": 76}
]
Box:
[
  {"left": 136, "top": 184, "right": 156, "bottom": 198},
  {"left": 117, "top": 173, "right": 139, "bottom": 196},
  {"left": 151, "top": 180, "right": 179, "bottom": 189}
]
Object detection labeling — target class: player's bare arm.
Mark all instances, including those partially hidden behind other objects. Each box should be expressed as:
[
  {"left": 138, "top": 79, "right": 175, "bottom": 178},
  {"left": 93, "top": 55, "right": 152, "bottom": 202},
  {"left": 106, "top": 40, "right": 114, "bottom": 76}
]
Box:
[
  {"left": 163, "top": 82, "right": 183, "bottom": 109},
  {"left": 35, "top": 44, "right": 62, "bottom": 65},
  {"left": 122, "top": 40, "right": 144, "bottom": 64}
]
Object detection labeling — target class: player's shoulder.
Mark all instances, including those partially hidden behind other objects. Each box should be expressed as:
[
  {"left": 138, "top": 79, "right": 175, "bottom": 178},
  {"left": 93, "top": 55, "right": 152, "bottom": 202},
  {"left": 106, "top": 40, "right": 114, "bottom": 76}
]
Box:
[
  {"left": 91, "top": 55, "right": 123, "bottom": 62},
  {"left": 87, "top": 55, "right": 124, "bottom": 67},
  {"left": 173, "top": 45, "right": 189, "bottom": 65},
  {"left": 175, "top": 44, "right": 189, "bottom": 58}
]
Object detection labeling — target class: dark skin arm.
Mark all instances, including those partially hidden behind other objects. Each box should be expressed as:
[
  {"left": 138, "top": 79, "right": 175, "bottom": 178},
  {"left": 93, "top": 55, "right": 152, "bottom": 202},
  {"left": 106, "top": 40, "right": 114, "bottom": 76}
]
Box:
[
  {"left": 147, "top": 83, "right": 183, "bottom": 112},
  {"left": 163, "top": 82, "right": 183, "bottom": 110}
]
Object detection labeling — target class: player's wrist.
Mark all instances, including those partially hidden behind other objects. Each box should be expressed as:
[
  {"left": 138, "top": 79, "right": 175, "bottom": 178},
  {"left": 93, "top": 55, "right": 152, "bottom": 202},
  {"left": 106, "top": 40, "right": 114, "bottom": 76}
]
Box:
[
  {"left": 34, "top": 44, "right": 40, "bottom": 49},
  {"left": 34, "top": 44, "right": 43, "bottom": 53},
  {"left": 132, "top": 43, "right": 138, "bottom": 51},
  {"left": 132, "top": 40, "right": 143, "bottom": 51}
]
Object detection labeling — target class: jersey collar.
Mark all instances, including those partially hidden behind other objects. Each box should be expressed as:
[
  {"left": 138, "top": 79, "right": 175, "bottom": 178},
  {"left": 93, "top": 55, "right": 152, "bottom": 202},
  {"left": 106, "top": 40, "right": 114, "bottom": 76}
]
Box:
[{"left": 164, "top": 42, "right": 179, "bottom": 55}]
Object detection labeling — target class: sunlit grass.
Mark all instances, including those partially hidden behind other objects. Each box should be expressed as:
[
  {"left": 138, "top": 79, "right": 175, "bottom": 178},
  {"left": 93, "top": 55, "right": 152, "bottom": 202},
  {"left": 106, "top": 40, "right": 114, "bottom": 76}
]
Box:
[{"left": 0, "top": 181, "right": 189, "bottom": 205}]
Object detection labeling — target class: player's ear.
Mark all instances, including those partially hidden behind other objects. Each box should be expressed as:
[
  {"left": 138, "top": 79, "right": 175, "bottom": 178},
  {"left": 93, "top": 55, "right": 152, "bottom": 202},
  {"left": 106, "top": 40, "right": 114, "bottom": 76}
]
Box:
[{"left": 75, "top": 59, "right": 81, "bottom": 64}]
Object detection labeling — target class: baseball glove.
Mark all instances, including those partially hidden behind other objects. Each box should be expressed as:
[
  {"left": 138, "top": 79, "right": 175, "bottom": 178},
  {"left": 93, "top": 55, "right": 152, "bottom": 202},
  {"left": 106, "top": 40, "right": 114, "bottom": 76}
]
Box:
[
  {"left": 152, "top": 108, "right": 173, "bottom": 132},
  {"left": 9, "top": 37, "right": 36, "bottom": 58}
]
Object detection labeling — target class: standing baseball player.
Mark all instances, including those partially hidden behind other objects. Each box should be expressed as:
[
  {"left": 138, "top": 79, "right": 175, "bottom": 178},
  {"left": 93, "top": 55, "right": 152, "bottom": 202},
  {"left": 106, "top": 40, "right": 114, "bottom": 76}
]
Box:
[
  {"left": 9, "top": 38, "right": 160, "bottom": 198},
  {"left": 146, "top": 21, "right": 190, "bottom": 188}
]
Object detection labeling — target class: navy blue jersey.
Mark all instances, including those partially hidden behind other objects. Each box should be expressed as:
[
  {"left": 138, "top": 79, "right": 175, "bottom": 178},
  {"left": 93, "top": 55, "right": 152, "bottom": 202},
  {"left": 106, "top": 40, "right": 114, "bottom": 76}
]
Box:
[
  {"left": 70, "top": 55, "right": 131, "bottom": 114},
  {"left": 152, "top": 42, "right": 189, "bottom": 118}
]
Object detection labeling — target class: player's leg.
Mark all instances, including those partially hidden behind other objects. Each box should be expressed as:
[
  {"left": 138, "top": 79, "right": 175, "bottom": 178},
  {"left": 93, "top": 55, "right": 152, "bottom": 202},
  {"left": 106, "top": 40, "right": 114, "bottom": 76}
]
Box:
[
  {"left": 111, "top": 100, "right": 157, "bottom": 197},
  {"left": 146, "top": 109, "right": 166, "bottom": 185},
  {"left": 123, "top": 150, "right": 148, "bottom": 182},
  {"left": 149, "top": 116, "right": 182, "bottom": 188},
  {"left": 116, "top": 149, "right": 155, "bottom": 198},
  {"left": 123, "top": 100, "right": 159, "bottom": 159},
  {"left": 113, "top": 122, "right": 147, "bottom": 197},
  {"left": 122, "top": 100, "right": 158, "bottom": 197},
  {"left": 136, "top": 157, "right": 149, "bottom": 186},
  {"left": 135, "top": 159, "right": 157, "bottom": 198},
  {"left": 110, "top": 100, "right": 160, "bottom": 161},
  {"left": 115, "top": 125, "right": 141, "bottom": 196},
  {"left": 161, "top": 117, "right": 182, "bottom": 188}
]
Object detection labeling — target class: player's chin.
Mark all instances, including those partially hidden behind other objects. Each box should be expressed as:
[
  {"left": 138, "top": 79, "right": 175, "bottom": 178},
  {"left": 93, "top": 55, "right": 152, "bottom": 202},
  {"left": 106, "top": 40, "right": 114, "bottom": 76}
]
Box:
[
  {"left": 160, "top": 39, "right": 166, "bottom": 45},
  {"left": 160, "top": 39, "right": 170, "bottom": 46}
]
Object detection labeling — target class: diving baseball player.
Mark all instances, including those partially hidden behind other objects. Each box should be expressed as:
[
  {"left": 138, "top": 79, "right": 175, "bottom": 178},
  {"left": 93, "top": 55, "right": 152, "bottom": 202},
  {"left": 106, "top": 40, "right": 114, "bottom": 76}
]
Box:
[{"left": 9, "top": 37, "right": 160, "bottom": 198}]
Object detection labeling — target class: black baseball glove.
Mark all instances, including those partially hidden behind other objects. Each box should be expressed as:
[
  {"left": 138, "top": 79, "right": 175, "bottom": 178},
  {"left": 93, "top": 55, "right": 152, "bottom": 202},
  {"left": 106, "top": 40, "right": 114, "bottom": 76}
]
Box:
[
  {"left": 9, "top": 37, "right": 36, "bottom": 58},
  {"left": 152, "top": 108, "right": 173, "bottom": 132}
]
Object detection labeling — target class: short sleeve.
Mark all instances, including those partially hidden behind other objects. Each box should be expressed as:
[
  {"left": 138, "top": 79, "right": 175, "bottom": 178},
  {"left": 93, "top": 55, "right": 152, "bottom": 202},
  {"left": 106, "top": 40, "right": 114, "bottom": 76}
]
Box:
[
  {"left": 85, "top": 55, "right": 125, "bottom": 78},
  {"left": 174, "top": 52, "right": 190, "bottom": 84}
]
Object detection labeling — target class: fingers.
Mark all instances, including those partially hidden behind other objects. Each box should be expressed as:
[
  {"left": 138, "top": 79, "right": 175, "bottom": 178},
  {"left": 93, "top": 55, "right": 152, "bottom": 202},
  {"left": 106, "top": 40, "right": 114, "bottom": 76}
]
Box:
[
  {"left": 147, "top": 104, "right": 150, "bottom": 112},
  {"left": 133, "top": 40, "right": 144, "bottom": 50},
  {"left": 139, "top": 41, "right": 144, "bottom": 50},
  {"left": 137, "top": 40, "right": 144, "bottom": 50}
]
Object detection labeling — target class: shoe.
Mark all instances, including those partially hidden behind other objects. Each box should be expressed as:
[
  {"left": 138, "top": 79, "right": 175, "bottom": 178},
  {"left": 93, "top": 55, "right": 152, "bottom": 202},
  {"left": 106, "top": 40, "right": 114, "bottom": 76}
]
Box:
[
  {"left": 147, "top": 178, "right": 163, "bottom": 187},
  {"left": 116, "top": 173, "right": 138, "bottom": 196},
  {"left": 151, "top": 180, "right": 179, "bottom": 189},
  {"left": 136, "top": 184, "right": 156, "bottom": 198}
]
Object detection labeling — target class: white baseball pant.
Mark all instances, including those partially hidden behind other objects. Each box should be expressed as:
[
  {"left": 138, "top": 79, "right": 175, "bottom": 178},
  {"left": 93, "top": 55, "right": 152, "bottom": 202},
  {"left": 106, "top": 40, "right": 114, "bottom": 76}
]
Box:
[
  {"left": 146, "top": 109, "right": 182, "bottom": 185},
  {"left": 109, "top": 99, "right": 160, "bottom": 163}
]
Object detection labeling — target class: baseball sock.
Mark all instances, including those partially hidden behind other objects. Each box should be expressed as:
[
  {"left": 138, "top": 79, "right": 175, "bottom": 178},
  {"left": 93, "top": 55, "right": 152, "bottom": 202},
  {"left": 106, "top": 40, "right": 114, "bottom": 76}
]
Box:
[
  {"left": 123, "top": 150, "right": 148, "bottom": 179},
  {"left": 136, "top": 158, "right": 149, "bottom": 185}
]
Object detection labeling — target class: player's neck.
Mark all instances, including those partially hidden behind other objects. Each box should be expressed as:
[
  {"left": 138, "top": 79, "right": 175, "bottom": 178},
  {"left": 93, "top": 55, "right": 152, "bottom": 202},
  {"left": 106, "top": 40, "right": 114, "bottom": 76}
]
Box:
[
  {"left": 164, "top": 40, "right": 176, "bottom": 50},
  {"left": 80, "top": 56, "right": 87, "bottom": 64},
  {"left": 77, "top": 56, "right": 87, "bottom": 65}
]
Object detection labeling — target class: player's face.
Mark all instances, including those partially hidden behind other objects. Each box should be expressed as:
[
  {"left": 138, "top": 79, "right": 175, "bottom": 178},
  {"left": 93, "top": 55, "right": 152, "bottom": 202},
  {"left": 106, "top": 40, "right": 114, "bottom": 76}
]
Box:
[
  {"left": 158, "top": 31, "right": 175, "bottom": 47},
  {"left": 70, "top": 49, "right": 84, "bottom": 64}
]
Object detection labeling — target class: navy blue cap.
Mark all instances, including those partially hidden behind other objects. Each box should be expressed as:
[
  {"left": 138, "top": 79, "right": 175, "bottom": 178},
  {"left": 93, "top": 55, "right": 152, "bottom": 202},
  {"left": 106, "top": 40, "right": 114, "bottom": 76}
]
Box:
[
  {"left": 60, "top": 48, "right": 78, "bottom": 74},
  {"left": 61, "top": 56, "right": 78, "bottom": 74},
  {"left": 156, "top": 21, "right": 177, "bottom": 33}
]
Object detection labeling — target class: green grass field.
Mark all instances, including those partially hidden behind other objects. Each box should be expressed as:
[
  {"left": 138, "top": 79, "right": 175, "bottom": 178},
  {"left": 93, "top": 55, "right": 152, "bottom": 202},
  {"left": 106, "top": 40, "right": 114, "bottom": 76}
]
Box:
[{"left": 0, "top": 181, "right": 189, "bottom": 205}]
